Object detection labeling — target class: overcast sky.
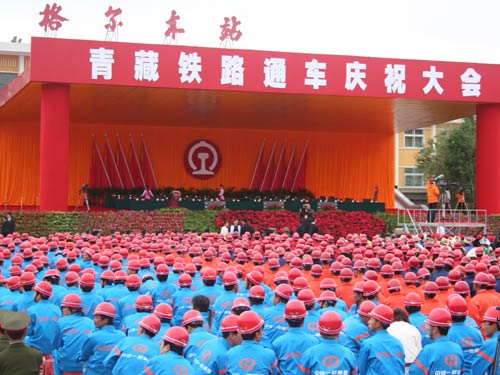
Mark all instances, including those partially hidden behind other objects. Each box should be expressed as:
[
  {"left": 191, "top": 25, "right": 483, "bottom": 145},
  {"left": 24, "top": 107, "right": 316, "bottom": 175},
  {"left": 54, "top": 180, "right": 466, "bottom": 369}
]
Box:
[{"left": 2, "top": 0, "right": 500, "bottom": 64}]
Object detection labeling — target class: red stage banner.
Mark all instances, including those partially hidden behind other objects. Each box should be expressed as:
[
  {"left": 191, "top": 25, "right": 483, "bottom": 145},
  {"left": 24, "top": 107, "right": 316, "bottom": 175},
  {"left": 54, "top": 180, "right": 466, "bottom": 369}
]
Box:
[{"left": 30, "top": 37, "right": 500, "bottom": 103}]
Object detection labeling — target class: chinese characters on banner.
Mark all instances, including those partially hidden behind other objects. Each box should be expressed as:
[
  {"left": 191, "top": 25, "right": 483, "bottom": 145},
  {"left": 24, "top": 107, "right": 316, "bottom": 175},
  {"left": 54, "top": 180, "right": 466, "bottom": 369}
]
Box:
[
  {"left": 164, "top": 10, "right": 185, "bottom": 45},
  {"left": 219, "top": 16, "right": 243, "bottom": 48},
  {"left": 87, "top": 45, "right": 482, "bottom": 99},
  {"left": 39, "top": 3, "right": 68, "bottom": 37}
]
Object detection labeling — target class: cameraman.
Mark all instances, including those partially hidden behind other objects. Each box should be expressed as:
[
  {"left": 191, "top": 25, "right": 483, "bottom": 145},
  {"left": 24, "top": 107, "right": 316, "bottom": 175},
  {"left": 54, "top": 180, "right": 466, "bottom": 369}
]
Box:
[
  {"left": 427, "top": 179, "right": 440, "bottom": 222},
  {"left": 298, "top": 203, "right": 315, "bottom": 236}
]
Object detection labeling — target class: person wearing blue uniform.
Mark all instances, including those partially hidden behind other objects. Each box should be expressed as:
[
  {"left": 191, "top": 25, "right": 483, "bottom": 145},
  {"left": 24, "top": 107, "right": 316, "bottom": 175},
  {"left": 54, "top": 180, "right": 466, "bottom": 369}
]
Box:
[
  {"left": 78, "top": 302, "right": 126, "bottom": 375},
  {"left": 172, "top": 273, "right": 195, "bottom": 326},
  {"left": 26, "top": 281, "right": 61, "bottom": 355},
  {"left": 404, "top": 292, "right": 430, "bottom": 346},
  {"left": 13, "top": 271, "right": 36, "bottom": 312},
  {"left": 117, "top": 274, "right": 143, "bottom": 326},
  {"left": 104, "top": 314, "right": 161, "bottom": 375},
  {"left": 339, "top": 300, "right": 375, "bottom": 357},
  {"left": 471, "top": 306, "right": 500, "bottom": 375},
  {"left": 296, "top": 289, "right": 321, "bottom": 335},
  {"left": 182, "top": 309, "right": 217, "bottom": 364},
  {"left": 248, "top": 285, "right": 267, "bottom": 316},
  {"left": 317, "top": 290, "right": 348, "bottom": 319},
  {"left": 212, "top": 271, "right": 239, "bottom": 330},
  {"left": 0, "top": 276, "right": 22, "bottom": 310},
  {"left": 446, "top": 294, "right": 483, "bottom": 375},
  {"left": 152, "top": 303, "right": 173, "bottom": 346},
  {"left": 103, "top": 271, "right": 129, "bottom": 328},
  {"left": 192, "top": 315, "right": 243, "bottom": 375},
  {"left": 80, "top": 272, "right": 104, "bottom": 319},
  {"left": 121, "top": 294, "right": 154, "bottom": 336},
  {"left": 53, "top": 293, "right": 95, "bottom": 375},
  {"left": 263, "top": 283, "right": 293, "bottom": 343},
  {"left": 226, "top": 310, "right": 278, "bottom": 375},
  {"left": 358, "top": 304, "right": 405, "bottom": 375},
  {"left": 140, "top": 326, "right": 194, "bottom": 375},
  {"left": 272, "top": 300, "right": 319, "bottom": 375},
  {"left": 150, "top": 264, "right": 178, "bottom": 306},
  {"left": 298, "top": 310, "right": 358, "bottom": 375},
  {"left": 195, "top": 267, "right": 223, "bottom": 307},
  {"left": 409, "top": 308, "right": 464, "bottom": 375}
]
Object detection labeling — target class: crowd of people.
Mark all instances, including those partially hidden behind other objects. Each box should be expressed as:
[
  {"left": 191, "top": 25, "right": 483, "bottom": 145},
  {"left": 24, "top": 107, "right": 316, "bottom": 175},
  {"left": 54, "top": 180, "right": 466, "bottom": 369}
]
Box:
[{"left": 0, "top": 227, "right": 500, "bottom": 374}]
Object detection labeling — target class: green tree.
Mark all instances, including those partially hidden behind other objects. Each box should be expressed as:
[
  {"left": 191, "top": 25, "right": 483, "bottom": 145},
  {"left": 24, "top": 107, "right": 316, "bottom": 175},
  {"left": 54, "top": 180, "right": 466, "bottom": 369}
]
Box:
[{"left": 415, "top": 117, "right": 476, "bottom": 204}]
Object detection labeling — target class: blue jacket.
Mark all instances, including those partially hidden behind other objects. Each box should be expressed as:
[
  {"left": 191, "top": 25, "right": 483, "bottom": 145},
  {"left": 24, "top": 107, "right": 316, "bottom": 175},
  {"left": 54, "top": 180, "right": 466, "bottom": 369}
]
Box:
[
  {"left": 409, "top": 311, "right": 431, "bottom": 346},
  {"left": 141, "top": 351, "right": 195, "bottom": 375},
  {"left": 358, "top": 329, "right": 405, "bottom": 375},
  {"left": 104, "top": 334, "right": 160, "bottom": 375},
  {"left": 339, "top": 314, "right": 371, "bottom": 357},
  {"left": 117, "top": 291, "right": 140, "bottom": 327},
  {"left": 151, "top": 280, "right": 178, "bottom": 306},
  {"left": 122, "top": 312, "right": 149, "bottom": 336},
  {"left": 263, "top": 302, "right": 288, "bottom": 343},
  {"left": 226, "top": 340, "right": 278, "bottom": 375},
  {"left": 172, "top": 287, "right": 195, "bottom": 326},
  {"left": 13, "top": 290, "right": 35, "bottom": 312},
  {"left": 298, "top": 338, "right": 357, "bottom": 375},
  {"left": 448, "top": 321, "right": 483, "bottom": 375},
  {"left": 193, "top": 337, "right": 231, "bottom": 375},
  {"left": 471, "top": 331, "right": 500, "bottom": 375},
  {"left": 302, "top": 309, "right": 321, "bottom": 335},
  {"left": 54, "top": 313, "right": 95, "bottom": 372},
  {"left": 26, "top": 299, "right": 62, "bottom": 354},
  {"left": 81, "top": 290, "right": 104, "bottom": 319},
  {"left": 78, "top": 325, "right": 126, "bottom": 375},
  {"left": 185, "top": 327, "right": 217, "bottom": 364},
  {"left": 409, "top": 336, "right": 464, "bottom": 375},
  {"left": 272, "top": 327, "right": 319, "bottom": 375},
  {"left": 213, "top": 290, "right": 238, "bottom": 330}
]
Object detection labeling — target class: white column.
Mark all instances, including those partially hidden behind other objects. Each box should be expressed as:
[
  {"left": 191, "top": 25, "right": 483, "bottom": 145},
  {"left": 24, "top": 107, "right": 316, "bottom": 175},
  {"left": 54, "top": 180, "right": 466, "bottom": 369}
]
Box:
[{"left": 18, "top": 55, "right": 24, "bottom": 74}]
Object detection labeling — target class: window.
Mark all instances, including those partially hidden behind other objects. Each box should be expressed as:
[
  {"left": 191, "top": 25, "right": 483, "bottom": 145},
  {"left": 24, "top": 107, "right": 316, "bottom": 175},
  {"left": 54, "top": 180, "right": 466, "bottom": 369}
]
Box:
[
  {"left": 404, "top": 167, "right": 424, "bottom": 187},
  {"left": 404, "top": 129, "right": 424, "bottom": 148}
]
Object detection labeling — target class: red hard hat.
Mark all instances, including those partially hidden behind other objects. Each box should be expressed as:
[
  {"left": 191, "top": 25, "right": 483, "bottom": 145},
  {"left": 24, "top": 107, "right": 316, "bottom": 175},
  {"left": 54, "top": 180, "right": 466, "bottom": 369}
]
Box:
[
  {"left": 249, "top": 285, "right": 266, "bottom": 299},
  {"left": 154, "top": 303, "right": 174, "bottom": 320},
  {"left": 417, "top": 268, "right": 431, "bottom": 279},
  {"left": 426, "top": 307, "right": 452, "bottom": 327},
  {"left": 100, "top": 270, "right": 114, "bottom": 281},
  {"left": 474, "top": 272, "right": 490, "bottom": 285},
  {"left": 114, "top": 270, "right": 127, "bottom": 282},
  {"left": 274, "top": 283, "right": 293, "bottom": 300},
  {"left": 319, "top": 278, "right": 337, "bottom": 289},
  {"left": 483, "top": 306, "right": 500, "bottom": 323},
  {"left": 222, "top": 271, "right": 238, "bottom": 286},
  {"left": 380, "top": 264, "right": 394, "bottom": 276},
  {"left": 318, "top": 290, "right": 337, "bottom": 302},
  {"left": 125, "top": 274, "right": 142, "bottom": 288},
  {"left": 182, "top": 310, "right": 204, "bottom": 326},
  {"left": 163, "top": 326, "right": 189, "bottom": 348},
  {"left": 318, "top": 311, "right": 344, "bottom": 335},
  {"left": 127, "top": 259, "right": 140, "bottom": 271},
  {"left": 363, "top": 280, "right": 381, "bottom": 297},
  {"left": 220, "top": 315, "right": 239, "bottom": 333},
  {"left": 293, "top": 277, "right": 310, "bottom": 291},
  {"left": 310, "top": 264, "right": 323, "bottom": 277},
  {"left": 80, "top": 273, "right": 96, "bottom": 287},
  {"left": 94, "top": 302, "right": 116, "bottom": 318},
  {"left": 61, "top": 293, "right": 83, "bottom": 308},
  {"left": 247, "top": 270, "right": 264, "bottom": 285},
  {"left": 238, "top": 310, "right": 264, "bottom": 334},
  {"left": 297, "top": 289, "right": 316, "bottom": 305},
  {"left": 339, "top": 268, "right": 354, "bottom": 279},
  {"left": 56, "top": 258, "right": 68, "bottom": 269},
  {"left": 34, "top": 281, "right": 52, "bottom": 298},
  {"left": 134, "top": 295, "right": 154, "bottom": 311},
  {"left": 369, "top": 304, "right": 394, "bottom": 325},
  {"left": 284, "top": 300, "right": 307, "bottom": 320},
  {"left": 178, "top": 273, "right": 193, "bottom": 287},
  {"left": 447, "top": 270, "right": 461, "bottom": 283},
  {"left": 273, "top": 271, "right": 289, "bottom": 284},
  {"left": 404, "top": 292, "right": 422, "bottom": 306},
  {"left": 423, "top": 281, "right": 439, "bottom": 294},
  {"left": 404, "top": 272, "right": 418, "bottom": 284},
  {"left": 436, "top": 276, "right": 450, "bottom": 290},
  {"left": 358, "top": 300, "right": 376, "bottom": 317},
  {"left": 64, "top": 271, "right": 79, "bottom": 285},
  {"left": 155, "top": 264, "right": 169, "bottom": 276},
  {"left": 387, "top": 279, "right": 402, "bottom": 291},
  {"left": 20, "top": 272, "right": 36, "bottom": 286},
  {"left": 446, "top": 294, "right": 468, "bottom": 316},
  {"left": 454, "top": 281, "right": 470, "bottom": 295},
  {"left": 201, "top": 267, "right": 217, "bottom": 281},
  {"left": 139, "top": 314, "right": 161, "bottom": 335},
  {"left": 363, "top": 270, "right": 379, "bottom": 282},
  {"left": 232, "top": 297, "right": 250, "bottom": 310}
]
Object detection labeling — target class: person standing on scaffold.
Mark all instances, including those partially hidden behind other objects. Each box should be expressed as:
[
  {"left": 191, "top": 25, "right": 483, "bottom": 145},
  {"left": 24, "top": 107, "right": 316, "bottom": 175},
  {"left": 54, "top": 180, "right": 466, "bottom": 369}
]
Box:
[{"left": 456, "top": 187, "right": 466, "bottom": 213}]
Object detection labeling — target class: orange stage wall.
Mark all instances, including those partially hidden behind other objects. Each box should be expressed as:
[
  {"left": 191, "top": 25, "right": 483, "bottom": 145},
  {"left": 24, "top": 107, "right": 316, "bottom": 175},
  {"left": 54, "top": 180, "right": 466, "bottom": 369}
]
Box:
[{"left": 0, "top": 122, "right": 394, "bottom": 208}]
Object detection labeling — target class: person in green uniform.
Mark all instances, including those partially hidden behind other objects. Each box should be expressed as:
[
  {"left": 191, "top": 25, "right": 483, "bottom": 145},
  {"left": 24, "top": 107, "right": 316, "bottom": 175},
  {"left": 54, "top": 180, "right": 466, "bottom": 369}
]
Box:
[
  {"left": 0, "top": 309, "right": 10, "bottom": 352},
  {"left": 0, "top": 310, "right": 43, "bottom": 375}
]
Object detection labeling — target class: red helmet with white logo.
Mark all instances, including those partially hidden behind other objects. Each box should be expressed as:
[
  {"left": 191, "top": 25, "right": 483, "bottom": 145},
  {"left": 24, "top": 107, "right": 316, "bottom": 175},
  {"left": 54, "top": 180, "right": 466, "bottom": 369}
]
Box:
[
  {"left": 154, "top": 303, "right": 174, "bottom": 320},
  {"left": 274, "top": 283, "right": 293, "bottom": 300},
  {"left": 318, "top": 311, "right": 344, "bottom": 335},
  {"left": 139, "top": 314, "right": 161, "bottom": 334},
  {"left": 182, "top": 310, "right": 204, "bottom": 326},
  {"left": 483, "top": 306, "right": 500, "bottom": 323},
  {"left": 163, "top": 326, "right": 189, "bottom": 348},
  {"left": 220, "top": 315, "right": 239, "bottom": 333},
  {"left": 34, "top": 281, "right": 52, "bottom": 298},
  {"left": 61, "top": 293, "right": 82, "bottom": 308},
  {"left": 238, "top": 310, "right": 264, "bottom": 334},
  {"left": 358, "top": 300, "right": 376, "bottom": 317},
  {"left": 446, "top": 294, "right": 468, "bottom": 317},
  {"left": 404, "top": 292, "right": 422, "bottom": 306},
  {"left": 284, "top": 300, "right": 307, "bottom": 320},
  {"left": 134, "top": 295, "right": 154, "bottom": 311}
]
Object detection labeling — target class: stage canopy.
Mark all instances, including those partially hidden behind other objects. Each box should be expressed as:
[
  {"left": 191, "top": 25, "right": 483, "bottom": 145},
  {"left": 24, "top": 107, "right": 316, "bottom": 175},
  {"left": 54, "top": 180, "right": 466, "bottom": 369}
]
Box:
[{"left": 1, "top": 37, "right": 497, "bottom": 212}]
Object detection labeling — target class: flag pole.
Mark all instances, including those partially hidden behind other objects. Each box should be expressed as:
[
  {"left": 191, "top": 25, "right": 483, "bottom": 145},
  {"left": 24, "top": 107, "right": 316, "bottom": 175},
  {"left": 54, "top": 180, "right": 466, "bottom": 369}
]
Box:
[
  {"left": 291, "top": 143, "right": 308, "bottom": 192},
  {"left": 282, "top": 144, "right": 296, "bottom": 190},
  {"left": 116, "top": 134, "right": 135, "bottom": 188},
  {"left": 260, "top": 141, "right": 277, "bottom": 192},
  {"left": 270, "top": 140, "right": 286, "bottom": 191},
  {"left": 249, "top": 139, "right": 266, "bottom": 190},
  {"left": 93, "top": 135, "right": 113, "bottom": 188},
  {"left": 141, "top": 134, "right": 159, "bottom": 190},
  {"left": 105, "top": 134, "right": 124, "bottom": 189},
  {"left": 130, "top": 134, "right": 146, "bottom": 187}
]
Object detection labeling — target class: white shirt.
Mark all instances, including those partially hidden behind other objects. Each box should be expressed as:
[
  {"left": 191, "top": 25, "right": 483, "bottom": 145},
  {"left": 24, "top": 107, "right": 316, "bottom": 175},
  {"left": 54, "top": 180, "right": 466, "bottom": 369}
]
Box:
[
  {"left": 220, "top": 225, "right": 229, "bottom": 238},
  {"left": 387, "top": 320, "right": 422, "bottom": 364}
]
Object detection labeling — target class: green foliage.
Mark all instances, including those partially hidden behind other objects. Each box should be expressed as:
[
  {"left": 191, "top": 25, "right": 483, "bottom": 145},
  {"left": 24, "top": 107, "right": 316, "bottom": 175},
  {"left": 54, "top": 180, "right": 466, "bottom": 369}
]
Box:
[
  {"left": 416, "top": 117, "right": 476, "bottom": 203},
  {"left": 183, "top": 210, "right": 218, "bottom": 233},
  {"left": 374, "top": 212, "right": 398, "bottom": 235}
]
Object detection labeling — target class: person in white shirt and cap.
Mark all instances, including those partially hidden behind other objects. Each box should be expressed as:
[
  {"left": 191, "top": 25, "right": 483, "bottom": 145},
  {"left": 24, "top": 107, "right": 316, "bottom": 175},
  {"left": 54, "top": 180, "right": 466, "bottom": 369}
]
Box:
[{"left": 387, "top": 308, "right": 422, "bottom": 373}]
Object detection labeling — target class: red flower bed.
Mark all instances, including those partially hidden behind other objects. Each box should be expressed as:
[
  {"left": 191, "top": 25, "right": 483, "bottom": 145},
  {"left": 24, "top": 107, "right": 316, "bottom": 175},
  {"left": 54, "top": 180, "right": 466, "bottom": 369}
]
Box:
[{"left": 216, "top": 210, "right": 385, "bottom": 237}]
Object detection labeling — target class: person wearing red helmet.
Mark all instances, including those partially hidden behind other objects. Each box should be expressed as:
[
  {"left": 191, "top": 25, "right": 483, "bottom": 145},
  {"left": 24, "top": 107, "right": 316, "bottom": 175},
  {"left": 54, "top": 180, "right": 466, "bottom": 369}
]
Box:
[
  {"left": 446, "top": 294, "right": 483, "bottom": 375},
  {"left": 142, "top": 326, "right": 194, "bottom": 375},
  {"left": 339, "top": 300, "right": 375, "bottom": 358},
  {"left": 152, "top": 303, "right": 174, "bottom": 346},
  {"left": 196, "top": 267, "right": 223, "bottom": 307},
  {"left": 150, "top": 263, "right": 178, "bottom": 307},
  {"left": 409, "top": 308, "right": 464, "bottom": 375},
  {"left": 381, "top": 279, "right": 406, "bottom": 311},
  {"left": 273, "top": 300, "right": 319, "bottom": 375},
  {"left": 104, "top": 314, "right": 161, "bottom": 375},
  {"left": 471, "top": 306, "right": 500, "bottom": 375},
  {"left": 468, "top": 272, "right": 500, "bottom": 325},
  {"left": 53, "top": 293, "right": 95, "bottom": 374},
  {"left": 298, "top": 311, "right": 357, "bottom": 375},
  {"left": 262, "top": 283, "right": 293, "bottom": 343},
  {"left": 182, "top": 309, "right": 216, "bottom": 365},
  {"left": 78, "top": 302, "right": 126, "bottom": 375},
  {"left": 358, "top": 304, "right": 405, "bottom": 375},
  {"left": 121, "top": 294, "right": 154, "bottom": 336},
  {"left": 192, "top": 315, "right": 242, "bottom": 375},
  {"left": 171, "top": 273, "right": 195, "bottom": 326},
  {"left": 80, "top": 272, "right": 104, "bottom": 319},
  {"left": 115, "top": 274, "right": 142, "bottom": 327},
  {"left": 226, "top": 310, "right": 278, "bottom": 375},
  {"left": 212, "top": 271, "right": 239, "bottom": 331}
]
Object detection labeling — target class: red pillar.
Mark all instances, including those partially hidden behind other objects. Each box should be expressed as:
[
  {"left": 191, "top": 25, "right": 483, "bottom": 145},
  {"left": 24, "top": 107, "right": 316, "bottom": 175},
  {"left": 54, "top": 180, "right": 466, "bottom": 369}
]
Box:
[
  {"left": 40, "top": 84, "right": 70, "bottom": 211},
  {"left": 476, "top": 104, "right": 500, "bottom": 214}
]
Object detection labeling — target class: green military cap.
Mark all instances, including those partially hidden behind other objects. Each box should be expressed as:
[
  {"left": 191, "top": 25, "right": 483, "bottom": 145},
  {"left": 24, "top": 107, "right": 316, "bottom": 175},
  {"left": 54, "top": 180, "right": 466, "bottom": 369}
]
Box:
[
  {"left": 0, "top": 309, "right": 9, "bottom": 329},
  {"left": 1, "top": 310, "right": 30, "bottom": 333}
]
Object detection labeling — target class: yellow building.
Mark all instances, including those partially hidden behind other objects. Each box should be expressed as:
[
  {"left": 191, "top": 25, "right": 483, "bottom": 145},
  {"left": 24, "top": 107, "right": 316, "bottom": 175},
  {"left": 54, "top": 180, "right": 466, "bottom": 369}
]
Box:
[{"left": 0, "top": 41, "right": 30, "bottom": 88}]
